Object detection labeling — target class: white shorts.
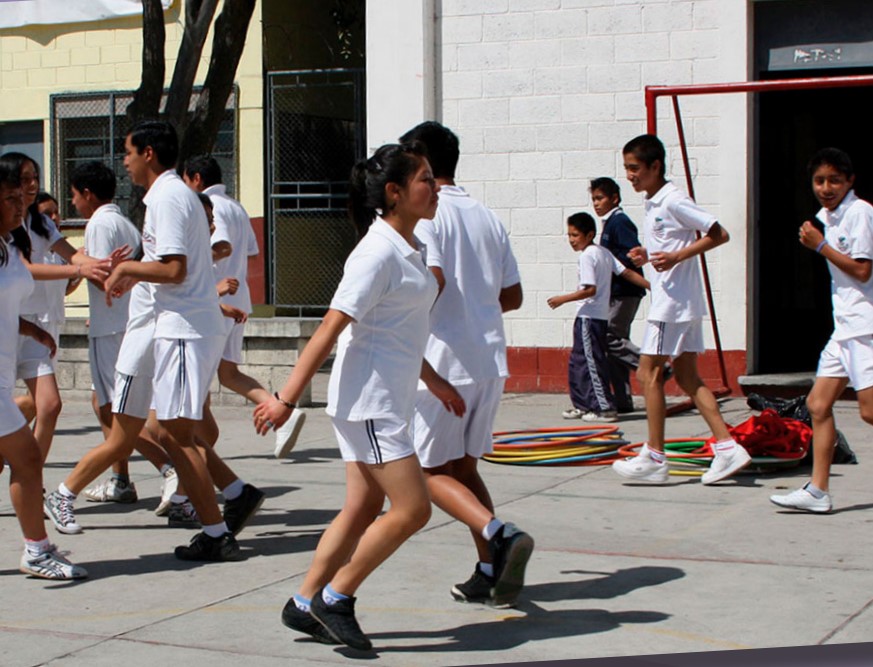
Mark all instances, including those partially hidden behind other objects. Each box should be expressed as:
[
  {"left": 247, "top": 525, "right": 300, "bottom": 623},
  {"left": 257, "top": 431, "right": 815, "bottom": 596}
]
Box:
[
  {"left": 89, "top": 333, "right": 125, "bottom": 407},
  {"left": 331, "top": 415, "right": 415, "bottom": 464},
  {"left": 640, "top": 319, "right": 705, "bottom": 358},
  {"left": 16, "top": 318, "right": 58, "bottom": 380},
  {"left": 152, "top": 336, "right": 224, "bottom": 421},
  {"left": 221, "top": 320, "right": 245, "bottom": 365},
  {"left": 111, "top": 372, "right": 154, "bottom": 419},
  {"left": 817, "top": 335, "right": 873, "bottom": 391},
  {"left": 115, "top": 325, "right": 155, "bottom": 378},
  {"left": 0, "top": 389, "right": 26, "bottom": 437},
  {"left": 413, "top": 378, "right": 504, "bottom": 469}
]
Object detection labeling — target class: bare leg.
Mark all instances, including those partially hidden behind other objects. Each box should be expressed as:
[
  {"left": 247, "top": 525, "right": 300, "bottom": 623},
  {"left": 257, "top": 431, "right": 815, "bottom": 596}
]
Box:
[
  {"left": 806, "top": 376, "right": 850, "bottom": 492},
  {"left": 637, "top": 354, "right": 670, "bottom": 451},
  {"left": 453, "top": 455, "right": 497, "bottom": 562},
  {"left": 0, "top": 426, "right": 47, "bottom": 540},
  {"left": 14, "top": 391, "right": 36, "bottom": 424},
  {"left": 64, "top": 414, "right": 146, "bottom": 494},
  {"left": 24, "top": 375, "right": 62, "bottom": 464},
  {"left": 158, "top": 418, "right": 222, "bottom": 525},
  {"left": 671, "top": 352, "right": 732, "bottom": 441}
]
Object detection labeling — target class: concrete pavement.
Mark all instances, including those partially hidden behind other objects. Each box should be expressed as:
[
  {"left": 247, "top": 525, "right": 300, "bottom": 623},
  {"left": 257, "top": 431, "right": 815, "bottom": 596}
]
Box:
[{"left": 2, "top": 378, "right": 872, "bottom": 666}]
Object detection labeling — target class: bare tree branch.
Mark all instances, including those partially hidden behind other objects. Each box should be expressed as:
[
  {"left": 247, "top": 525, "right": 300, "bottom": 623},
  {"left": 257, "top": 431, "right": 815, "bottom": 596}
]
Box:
[{"left": 164, "top": 0, "right": 219, "bottom": 133}]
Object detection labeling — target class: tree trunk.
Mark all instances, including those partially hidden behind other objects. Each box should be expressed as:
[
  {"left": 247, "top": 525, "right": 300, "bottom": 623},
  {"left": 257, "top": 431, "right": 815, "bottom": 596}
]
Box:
[
  {"left": 163, "top": 0, "right": 219, "bottom": 135},
  {"left": 178, "top": 0, "right": 256, "bottom": 165},
  {"left": 126, "top": 0, "right": 166, "bottom": 124}
]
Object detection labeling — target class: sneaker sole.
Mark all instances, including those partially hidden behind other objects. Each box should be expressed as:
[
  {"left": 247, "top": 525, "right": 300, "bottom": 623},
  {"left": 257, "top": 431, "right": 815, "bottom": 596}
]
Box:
[
  {"left": 492, "top": 533, "right": 534, "bottom": 608},
  {"left": 450, "top": 585, "right": 492, "bottom": 605},
  {"left": 612, "top": 466, "right": 670, "bottom": 484},
  {"left": 19, "top": 566, "right": 86, "bottom": 580},
  {"left": 274, "top": 411, "right": 307, "bottom": 458},
  {"left": 701, "top": 453, "right": 752, "bottom": 485},
  {"left": 769, "top": 497, "right": 832, "bottom": 514},
  {"left": 83, "top": 494, "right": 138, "bottom": 504}
]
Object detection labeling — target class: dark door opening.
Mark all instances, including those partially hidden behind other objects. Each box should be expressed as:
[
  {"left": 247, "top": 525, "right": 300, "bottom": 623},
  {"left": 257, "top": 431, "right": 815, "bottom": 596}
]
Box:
[{"left": 756, "top": 70, "right": 873, "bottom": 373}]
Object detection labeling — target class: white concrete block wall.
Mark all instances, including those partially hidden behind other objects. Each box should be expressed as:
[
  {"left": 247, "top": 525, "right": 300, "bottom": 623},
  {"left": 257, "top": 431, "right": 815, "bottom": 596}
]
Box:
[{"left": 433, "top": 0, "right": 750, "bottom": 353}]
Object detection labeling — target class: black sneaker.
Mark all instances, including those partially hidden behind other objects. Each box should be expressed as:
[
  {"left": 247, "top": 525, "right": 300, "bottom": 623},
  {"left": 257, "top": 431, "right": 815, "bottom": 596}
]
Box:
[
  {"left": 223, "top": 484, "right": 266, "bottom": 536},
  {"left": 167, "top": 500, "right": 201, "bottom": 529},
  {"left": 281, "top": 598, "right": 339, "bottom": 644},
  {"left": 310, "top": 588, "right": 372, "bottom": 651},
  {"left": 174, "top": 531, "right": 244, "bottom": 562},
  {"left": 451, "top": 565, "right": 495, "bottom": 604},
  {"left": 489, "top": 523, "right": 534, "bottom": 608}
]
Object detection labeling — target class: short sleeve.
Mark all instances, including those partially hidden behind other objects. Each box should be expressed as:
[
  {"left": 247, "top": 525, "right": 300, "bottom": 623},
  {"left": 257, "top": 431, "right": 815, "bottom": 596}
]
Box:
[
  {"left": 85, "top": 219, "right": 117, "bottom": 260},
  {"left": 329, "top": 249, "right": 394, "bottom": 321},
  {"left": 415, "top": 218, "right": 442, "bottom": 268},
  {"left": 152, "top": 196, "right": 196, "bottom": 257},
  {"left": 668, "top": 197, "right": 717, "bottom": 234},
  {"left": 210, "top": 206, "right": 232, "bottom": 247},
  {"left": 577, "top": 251, "right": 596, "bottom": 287},
  {"left": 848, "top": 207, "right": 873, "bottom": 260},
  {"left": 43, "top": 214, "right": 64, "bottom": 246},
  {"left": 611, "top": 254, "right": 627, "bottom": 276}
]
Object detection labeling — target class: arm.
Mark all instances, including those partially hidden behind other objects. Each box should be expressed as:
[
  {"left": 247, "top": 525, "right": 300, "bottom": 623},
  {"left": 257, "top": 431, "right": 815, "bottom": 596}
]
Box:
[
  {"left": 253, "top": 308, "right": 353, "bottom": 433},
  {"left": 19, "top": 319, "right": 56, "bottom": 358},
  {"left": 220, "top": 303, "right": 248, "bottom": 323},
  {"left": 212, "top": 240, "right": 232, "bottom": 262},
  {"left": 103, "top": 255, "right": 187, "bottom": 306},
  {"left": 649, "top": 222, "right": 729, "bottom": 273},
  {"left": 420, "top": 360, "right": 466, "bottom": 417},
  {"left": 499, "top": 282, "right": 523, "bottom": 312},
  {"left": 216, "top": 277, "right": 240, "bottom": 296},
  {"left": 619, "top": 268, "right": 650, "bottom": 291},
  {"left": 428, "top": 266, "right": 446, "bottom": 295},
  {"left": 547, "top": 285, "right": 595, "bottom": 310},
  {"left": 800, "top": 220, "right": 873, "bottom": 282}
]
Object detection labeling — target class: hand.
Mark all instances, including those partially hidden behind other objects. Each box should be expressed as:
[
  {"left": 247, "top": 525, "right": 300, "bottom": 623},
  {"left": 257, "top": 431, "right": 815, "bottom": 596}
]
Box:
[
  {"left": 649, "top": 250, "right": 679, "bottom": 272},
  {"left": 104, "top": 266, "right": 136, "bottom": 306},
  {"left": 220, "top": 303, "right": 248, "bottom": 323},
  {"left": 799, "top": 220, "right": 824, "bottom": 251},
  {"left": 216, "top": 277, "right": 240, "bottom": 296},
  {"left": 427, "top": 375, "right": 466, "bottom": 417},
  {"left": 253, "top": 397, "right": 291, "bottom": 435},
  {"left": 80, "top": 257, "right": 113, "bottom": 283},
  {"left": 547, "top": 295, "right": 563, "bottom": 310},
  {"left": 627, "top": 246, "right": 648, "bottom": 267},
  {"left": 20, "top": 320, "right": 57, "bottom": 358},
  {"left": 107, "top": 245, "right": 133, "bottom": 270}
]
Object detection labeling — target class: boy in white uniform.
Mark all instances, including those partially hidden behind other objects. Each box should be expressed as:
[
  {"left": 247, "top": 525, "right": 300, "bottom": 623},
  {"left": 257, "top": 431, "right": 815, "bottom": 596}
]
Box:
[
  {"left": 45, "top": 122, "right": 242, "bottom": 561},
  {"left": 612, "top": 134, "right": 751, "bottom": 485},
  {"left": 399, "top": 122, "right": 533, "bottom": 608},
  {"left": 182, "top": 155, "right": 306, "bottom": 458},
  {"left": 771, "top": 148, "right": 873, "bottom": 513}
]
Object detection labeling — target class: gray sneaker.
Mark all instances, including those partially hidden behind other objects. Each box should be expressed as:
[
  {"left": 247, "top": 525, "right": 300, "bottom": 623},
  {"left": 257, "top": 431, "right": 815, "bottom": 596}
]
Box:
[
  {"left": 82, "top": 477, "right": 138, "bottom": 503},
  {"left": 20, "top": 545, "right": 88, "bottom": 580},
  {"left": 167, "top": 500, "right": 201, "bottom": 529},
  {"left": 44, "top": 491, "right": 82, "bottom": 535}
]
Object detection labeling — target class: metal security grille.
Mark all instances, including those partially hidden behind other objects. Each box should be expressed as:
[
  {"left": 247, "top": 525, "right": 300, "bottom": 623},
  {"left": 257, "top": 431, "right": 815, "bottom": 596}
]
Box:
[
  {"left": 50, "top": 89, "right": 237, "bottom": 222},
  {"left": 266, "top": 68, "right": 365, "bottom": 312}
]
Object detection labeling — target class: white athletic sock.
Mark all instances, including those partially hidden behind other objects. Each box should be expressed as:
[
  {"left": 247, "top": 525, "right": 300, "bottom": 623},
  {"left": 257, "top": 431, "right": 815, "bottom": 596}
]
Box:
[
  {"left": 170, "top": 494, "right": 188, "bottom": 504},
  {"left": 293, "top": 594, "right": 311, "bottom": 612},
  {"left": 804, "top": 482, "right": 826, "bottom": 498},
  {"left": 482, "top": 518, "right": 503, "bottom": 541},
  {"left": 222, "top": 479, "right": 245, "bottom": 501},
  {"left": 714, "top": 438, "right": 737, "bottom": 454},
  {"left": 24, "top": 537, "right": 51, "bottom": 558},
  {"left": 323, "top": 583, "right": 349, "bottom": 605},
  {"left": 203, "top": 522, "right": 229, "bottom": 538},
  {"left": 649, "top": 449, "right": 666, "bottom": 465},
  {"left": 58, "top": 483, "right": 76, "bottom": 500},
  {"left": 160, "top": 464, "right": 173, "bottom": 476}
]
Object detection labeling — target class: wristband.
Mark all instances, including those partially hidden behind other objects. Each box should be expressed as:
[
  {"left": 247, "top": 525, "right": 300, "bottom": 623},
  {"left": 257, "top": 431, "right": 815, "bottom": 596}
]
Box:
[
  {"left": 274, "top": 392, "right": 295, "bottom": 410},
  {"left": 816, "top": 239, "right": 828, "bottom": 254}
]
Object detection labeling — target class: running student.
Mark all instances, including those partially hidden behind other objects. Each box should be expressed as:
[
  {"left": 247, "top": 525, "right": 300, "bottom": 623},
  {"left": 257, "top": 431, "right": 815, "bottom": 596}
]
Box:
[
  {"left": 611, "top": 134, "right": 751, "bottom": 485},
  {"left": 182, "top": 155, "right": 306, "bottom": 458},
  {"left": 771, "top": 148, "right": 873, "bottom": 513},
  {"left": 548, "top": 212, "right": 649, "bottom": 423},
  {"left": 0, "top": 156, "right": 86, "bottom": 579},
  {"left": 254, "top": 142, "right": 465, "bottom": 651},
  {"left": 1, "top": 152, "right": 114, "bottom": 465},
  {"left": 400, "top": 121, "right": 532, "bottom": 608},
  {"left": 591, "top": 177, "right": 645, "bottom": 414}
]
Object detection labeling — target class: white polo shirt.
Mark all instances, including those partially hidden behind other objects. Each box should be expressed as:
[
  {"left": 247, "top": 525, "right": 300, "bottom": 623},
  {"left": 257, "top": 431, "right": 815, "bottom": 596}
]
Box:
[
  {"left": 19, "top": 211, "right": 64, "bottom": 320},
  {"left": 643, "top": 181, "right": 717, "bottom": 323},
  {"left": 142, "top": 170, "right": 224, "bottom": 339},
  {"left": 0, "top": 239, "right": 34, "bottom": 389},
  {"left": 327, "top": 218, "right": 438, "bottom": 421},
  {"left": 206, "top": 184, "right": 259, "bottom": 314},
  {"left": 415, "top": 186, "right": 520, "bottom": 384},
  {"left": 85, "top": 203, "right": 142, "bottom": 338},
  {"left": 575, "top": 244, "right": 627, "bottom": 320},
  {"left": 819, "top": 190, "right": 873, "bottom": 341}
]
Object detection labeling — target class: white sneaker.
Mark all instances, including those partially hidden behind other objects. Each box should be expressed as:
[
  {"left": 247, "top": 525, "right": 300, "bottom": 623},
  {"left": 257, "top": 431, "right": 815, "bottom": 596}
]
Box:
[
  {"left": 582, "top": 410, "right": 618, "bottom": 423},
  {"left": 612, "top": 444, "right": 669, "bottom": 483},
  {"left": 44, "top": 491, "right": 82, "bottom": 535},
  {"left": 82, "top": 477, "right": 138, "bottom": 503},
  {"left": 770, "top": 484, "right": 833, "bottom": 513},
  {"left": 155, "top": 467, "right": 178, "bottom": 517},
  {"left": 274, "top": 409, "right": 306, "bottom": 458},
  {"left": 701, "top": 443, "right": 752, "bottom": 485},
  {"left": 20, "top": 545, "right": 88, "bottom": 580},
  {"left": 562, "top": 407, "right": 583, "bottom": 419}
]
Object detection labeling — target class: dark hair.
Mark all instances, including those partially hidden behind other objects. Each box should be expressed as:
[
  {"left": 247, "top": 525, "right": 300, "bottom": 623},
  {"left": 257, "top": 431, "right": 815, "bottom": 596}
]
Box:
[
  {"left": 127, "top": 120, "right": 179, "bottom": 169},
  {"left": 348, "top": 141, "right": 427, "bottom": 239},
  {"left": 196, "top": 192, "right": 213, "bottom": 229},
  {"left": 623, "top": 134, "right": 666, "bottom": 177},
  {"left": 182, "top": 154, "right": 222, "bottom": 188},
  {"left": 567, "top": 211, "right": 597, "bottom": 236},
  {"left": 808, "top": 147, "right": 854, "bottom": 180},
  {"left": 399, "top": 121, "right": 459, "bottom": 180},
  {"left": 0, "top": 156, "right": 22, "bottom": 267},
  {"left": 71, "top": 161, "right": 117, "bottom": 201},
  {"left": 0, "top": 152, "right": 49, "bottom": 252},
  {"left": 37, "top": 192, "right": 58, "bottom": 207},
  {"left": 590, "top": 177, "right": 621, "bottom": 202}
]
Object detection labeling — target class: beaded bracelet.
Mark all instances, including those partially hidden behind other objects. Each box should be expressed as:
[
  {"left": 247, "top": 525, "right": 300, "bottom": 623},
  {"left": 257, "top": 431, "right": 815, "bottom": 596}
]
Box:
[{"left": 274, "top": 392, "right": 295, "bottom": 410}]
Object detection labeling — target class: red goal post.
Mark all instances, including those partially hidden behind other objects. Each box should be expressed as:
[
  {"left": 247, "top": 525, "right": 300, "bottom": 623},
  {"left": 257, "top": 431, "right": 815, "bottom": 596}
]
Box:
[{"left": 643, "top": 74, "right": 873, "bottom": 408}]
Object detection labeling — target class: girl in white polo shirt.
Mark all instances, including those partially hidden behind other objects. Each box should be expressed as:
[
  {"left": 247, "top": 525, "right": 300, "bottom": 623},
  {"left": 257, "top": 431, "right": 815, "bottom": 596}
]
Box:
[
  {"left": 0, "top": 156, "right": 87, "bottom": 580},
  {"left": 253, "top": 142, "right": 464, "bottom": 651},
  {"left": 771, "top": 148, "right": 873, "bottom": 513}
]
